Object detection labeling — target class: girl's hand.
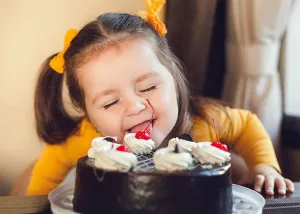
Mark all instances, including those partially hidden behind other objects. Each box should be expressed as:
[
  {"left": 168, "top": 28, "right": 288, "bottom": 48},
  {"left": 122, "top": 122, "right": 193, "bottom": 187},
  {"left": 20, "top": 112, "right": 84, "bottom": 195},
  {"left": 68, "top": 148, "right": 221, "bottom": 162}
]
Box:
[{"left": 253, "top": 164, "right": 294, "bottom": 195}]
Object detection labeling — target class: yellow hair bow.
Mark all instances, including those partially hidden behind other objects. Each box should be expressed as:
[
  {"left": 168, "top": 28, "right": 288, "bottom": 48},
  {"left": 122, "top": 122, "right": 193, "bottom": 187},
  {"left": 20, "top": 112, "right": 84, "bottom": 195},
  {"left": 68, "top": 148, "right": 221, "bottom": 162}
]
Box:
[
  {"left": 137, "top": 0, "right": 167, "bottom": 36},
  {"left": 49, "top": 29, "right": 78, "bottom": 74}
]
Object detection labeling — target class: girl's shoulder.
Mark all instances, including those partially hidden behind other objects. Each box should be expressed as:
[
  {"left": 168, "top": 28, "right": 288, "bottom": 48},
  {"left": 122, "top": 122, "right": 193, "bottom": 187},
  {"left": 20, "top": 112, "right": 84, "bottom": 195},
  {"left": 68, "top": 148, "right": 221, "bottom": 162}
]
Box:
[
  {"left": 54, "top": 118, "right": 99, "bottom": 165},
  {"left": 191, "top": 104, "right": 255, "bottom": 141},
  {"left": 67, "top": 117, "right": 99, "bottom": 145},
  {"left": 197, "top": 103, "right": 254, "bottom": 124}
]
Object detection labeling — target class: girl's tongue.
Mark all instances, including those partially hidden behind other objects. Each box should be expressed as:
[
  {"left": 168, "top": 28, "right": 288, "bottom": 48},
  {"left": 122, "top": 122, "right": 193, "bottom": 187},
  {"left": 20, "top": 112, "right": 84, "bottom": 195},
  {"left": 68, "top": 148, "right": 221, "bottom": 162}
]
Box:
[{"left": 131, "top": 120, "right": 153, "bottom": 135}]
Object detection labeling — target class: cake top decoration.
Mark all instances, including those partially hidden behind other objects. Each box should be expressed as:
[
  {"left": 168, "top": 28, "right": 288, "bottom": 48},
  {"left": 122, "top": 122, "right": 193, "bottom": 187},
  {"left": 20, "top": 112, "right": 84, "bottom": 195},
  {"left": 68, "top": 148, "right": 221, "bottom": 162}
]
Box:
[
  {"left": 174, "top": 143, "right": 179, "bottom": 153},
  {"left": 153, "top": 146, "right": 193, "bottom": 171},
  {"left": 178, "top": 133, "right": 193, "bottom": 142}
]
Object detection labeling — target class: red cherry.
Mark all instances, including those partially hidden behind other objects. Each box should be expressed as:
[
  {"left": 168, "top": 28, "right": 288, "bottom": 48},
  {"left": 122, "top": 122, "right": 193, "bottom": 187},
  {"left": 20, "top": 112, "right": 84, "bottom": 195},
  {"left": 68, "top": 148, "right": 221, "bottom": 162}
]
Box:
[
  {"left": 211, "top": 141, "right": 228, "bottom": 152},
  {"left": 135, "top": 131, "right": 150, "bottom": 140},
  {"left": 135, "top": 99, "right": 153, "bottom": 140},
  {"left": 116, "top": 145, "right": 130, "bottom": 152}
]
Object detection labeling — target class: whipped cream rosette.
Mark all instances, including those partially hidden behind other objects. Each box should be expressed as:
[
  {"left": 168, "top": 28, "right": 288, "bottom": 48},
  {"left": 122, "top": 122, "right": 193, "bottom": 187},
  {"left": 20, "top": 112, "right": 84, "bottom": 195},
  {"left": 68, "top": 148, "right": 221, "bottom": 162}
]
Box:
[
  {"left": 87, "top": 136, "right": 120, "bottom": 158},
  {"left": 192, "top": 142, "right": 231, "bottom": 164},
  {"left": 168, "top": 137, "right": 197, "bottom": 153},
  {"left": 153, "top": 145, "right": 193, "bottom": 171},
  {"left": 94, "top": 150, "right": 138, "bottom": 171},
  {"left": 124, "top": 133, "right": 155, "bottom": 155}
]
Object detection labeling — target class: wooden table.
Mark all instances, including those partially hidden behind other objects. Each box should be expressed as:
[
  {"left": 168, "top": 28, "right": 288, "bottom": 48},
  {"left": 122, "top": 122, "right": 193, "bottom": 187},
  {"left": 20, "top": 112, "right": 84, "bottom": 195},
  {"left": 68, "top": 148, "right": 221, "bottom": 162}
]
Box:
[{"left": 1, "top": 183, "right": 300, "bottom": 214}]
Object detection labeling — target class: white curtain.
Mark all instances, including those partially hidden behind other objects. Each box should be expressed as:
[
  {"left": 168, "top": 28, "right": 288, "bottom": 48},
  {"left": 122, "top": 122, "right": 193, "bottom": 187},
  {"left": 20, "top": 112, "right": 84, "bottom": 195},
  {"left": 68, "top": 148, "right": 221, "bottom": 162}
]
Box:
[
  {"left": 223, "top": 0, "right": 294, "bottom": 150},
  {"left": 280, "top": 0, "right": 300, "bottom": 117}
]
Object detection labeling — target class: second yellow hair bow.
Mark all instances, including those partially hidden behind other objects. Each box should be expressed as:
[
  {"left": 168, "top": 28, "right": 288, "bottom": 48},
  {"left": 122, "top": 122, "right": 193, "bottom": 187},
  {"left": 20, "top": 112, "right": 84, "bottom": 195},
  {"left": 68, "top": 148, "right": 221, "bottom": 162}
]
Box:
[
  {"left": 49, "top": 29, "right": 78, "bottom": 74},
  {"left": 137, "top": 0, "right": 167, "bottom": 36}
]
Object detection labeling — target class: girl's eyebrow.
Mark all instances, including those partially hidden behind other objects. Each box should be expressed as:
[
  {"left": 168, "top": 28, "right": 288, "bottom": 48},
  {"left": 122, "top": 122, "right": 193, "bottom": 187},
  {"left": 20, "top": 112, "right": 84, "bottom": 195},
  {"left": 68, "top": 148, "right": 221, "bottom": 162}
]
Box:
[
  {"left": 135, "top": 71, "right": 158, "bottom": 83},
  {"left": 92, "top": 89, "right": 116, "bottom": 105}
]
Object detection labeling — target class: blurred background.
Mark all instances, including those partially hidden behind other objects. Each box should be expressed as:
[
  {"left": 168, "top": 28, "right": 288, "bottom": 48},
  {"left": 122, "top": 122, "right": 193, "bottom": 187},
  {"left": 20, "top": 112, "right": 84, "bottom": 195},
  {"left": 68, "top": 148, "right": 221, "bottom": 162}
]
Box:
[{"left": 0, "top": 0, "right": 299, "bottom": 196}]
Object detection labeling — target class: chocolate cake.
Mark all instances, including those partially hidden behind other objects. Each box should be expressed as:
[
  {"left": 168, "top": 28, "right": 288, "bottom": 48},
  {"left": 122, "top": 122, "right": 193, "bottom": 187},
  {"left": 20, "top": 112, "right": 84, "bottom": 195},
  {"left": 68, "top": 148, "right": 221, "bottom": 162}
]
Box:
[{"left": 72, "top": 152, "right": 233, "bottom": 214}]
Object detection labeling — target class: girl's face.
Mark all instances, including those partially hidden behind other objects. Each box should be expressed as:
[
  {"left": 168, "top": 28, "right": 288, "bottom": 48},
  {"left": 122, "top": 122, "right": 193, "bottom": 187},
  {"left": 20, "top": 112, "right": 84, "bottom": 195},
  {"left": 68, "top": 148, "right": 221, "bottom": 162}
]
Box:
[{"left": 79, "top": 39, "right": 178, "bottom": 147}]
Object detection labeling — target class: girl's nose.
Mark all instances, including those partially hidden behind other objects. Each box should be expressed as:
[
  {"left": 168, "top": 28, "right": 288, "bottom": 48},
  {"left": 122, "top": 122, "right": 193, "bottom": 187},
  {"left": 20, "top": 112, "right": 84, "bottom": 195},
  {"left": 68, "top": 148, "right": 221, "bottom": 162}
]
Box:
[{"left": 125, "top": 95, "right": 146, "bottom": 116}]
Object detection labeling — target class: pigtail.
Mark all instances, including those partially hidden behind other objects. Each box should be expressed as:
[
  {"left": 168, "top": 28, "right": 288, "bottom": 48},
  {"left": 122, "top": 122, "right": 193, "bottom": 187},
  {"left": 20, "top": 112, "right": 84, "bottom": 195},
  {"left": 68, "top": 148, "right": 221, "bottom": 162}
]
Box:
[{"left": 34, "top": 54, "right": 82, "bottom": 144}]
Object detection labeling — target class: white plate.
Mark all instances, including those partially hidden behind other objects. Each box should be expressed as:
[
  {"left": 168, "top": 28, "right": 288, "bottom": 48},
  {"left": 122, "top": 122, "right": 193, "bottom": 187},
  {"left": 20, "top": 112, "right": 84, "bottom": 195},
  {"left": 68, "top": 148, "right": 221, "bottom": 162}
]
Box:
[
  {"left": 232, "top": 184, "right": 265, "bottom": 214},
  {"left": 48, "top": 183, "right": 265, "bottom": 214},
  {"left": 48, "top": 182, "right": 79, "bottom": 214}
]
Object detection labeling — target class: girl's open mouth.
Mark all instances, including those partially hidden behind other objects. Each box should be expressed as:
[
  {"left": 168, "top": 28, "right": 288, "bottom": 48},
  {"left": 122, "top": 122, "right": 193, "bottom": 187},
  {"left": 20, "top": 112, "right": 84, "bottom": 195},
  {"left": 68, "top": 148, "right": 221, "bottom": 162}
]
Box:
[{"left": 127, "top": 119, "right": 156, "bottom": 135}]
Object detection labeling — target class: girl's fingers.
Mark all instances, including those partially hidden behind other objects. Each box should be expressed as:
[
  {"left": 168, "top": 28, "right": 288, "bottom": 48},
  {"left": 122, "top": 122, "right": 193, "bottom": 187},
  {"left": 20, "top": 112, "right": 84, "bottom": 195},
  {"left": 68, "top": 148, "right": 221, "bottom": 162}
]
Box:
[
  {"left": 254, "top": 174, "right": 265, "bottom": 193},
  {"left": 275, "top": 177, "right": 286, "bottom": 195},
  {"left": 265, "top": 175, "right": 275, "bottom": 195},
  {"left": 285, "top": 178, "right": 295, "bottom": 192}
]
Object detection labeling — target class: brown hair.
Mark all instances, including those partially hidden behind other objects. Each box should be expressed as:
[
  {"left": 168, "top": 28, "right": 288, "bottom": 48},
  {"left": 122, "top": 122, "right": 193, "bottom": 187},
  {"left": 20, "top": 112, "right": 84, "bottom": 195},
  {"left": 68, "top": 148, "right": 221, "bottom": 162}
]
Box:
[{"left": 35, "top": 13, "right": 222, "bottom": 145}]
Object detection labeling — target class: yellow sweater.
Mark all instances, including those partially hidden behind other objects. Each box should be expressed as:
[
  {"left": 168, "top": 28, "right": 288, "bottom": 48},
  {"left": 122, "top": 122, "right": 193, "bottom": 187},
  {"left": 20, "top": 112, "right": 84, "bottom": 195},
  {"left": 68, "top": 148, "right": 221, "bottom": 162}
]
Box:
[{"left": 27, "top": 107, "right": 280, "bottom": 195}]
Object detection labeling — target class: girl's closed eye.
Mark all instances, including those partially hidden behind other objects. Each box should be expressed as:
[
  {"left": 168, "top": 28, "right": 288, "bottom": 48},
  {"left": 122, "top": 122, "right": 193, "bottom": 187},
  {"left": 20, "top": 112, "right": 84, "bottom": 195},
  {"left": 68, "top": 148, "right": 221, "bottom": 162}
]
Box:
[
  {"left": 102, "top": 85, "right": 157, "bottom": 109},
  {"left": 103, "top": 100, "right": 119, "bottom": 109},
  {"left": 139, "top": 85, "right": 157, "bottom": 93}
]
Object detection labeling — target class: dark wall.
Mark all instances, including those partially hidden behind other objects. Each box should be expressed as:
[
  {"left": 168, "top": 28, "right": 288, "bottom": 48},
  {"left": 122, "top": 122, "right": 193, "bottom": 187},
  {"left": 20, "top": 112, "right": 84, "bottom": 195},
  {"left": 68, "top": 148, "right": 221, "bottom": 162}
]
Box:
[{"left": 166, "top": 0, "right": 226, "bottom": 99}]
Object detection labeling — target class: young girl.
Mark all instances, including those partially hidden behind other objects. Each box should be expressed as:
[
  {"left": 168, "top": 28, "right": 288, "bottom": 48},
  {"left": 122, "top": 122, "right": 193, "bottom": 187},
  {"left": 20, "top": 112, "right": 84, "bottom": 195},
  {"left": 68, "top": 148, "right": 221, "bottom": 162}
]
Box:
[{"left": 27, "top": 0, "right": 293, "bottom": 196}]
